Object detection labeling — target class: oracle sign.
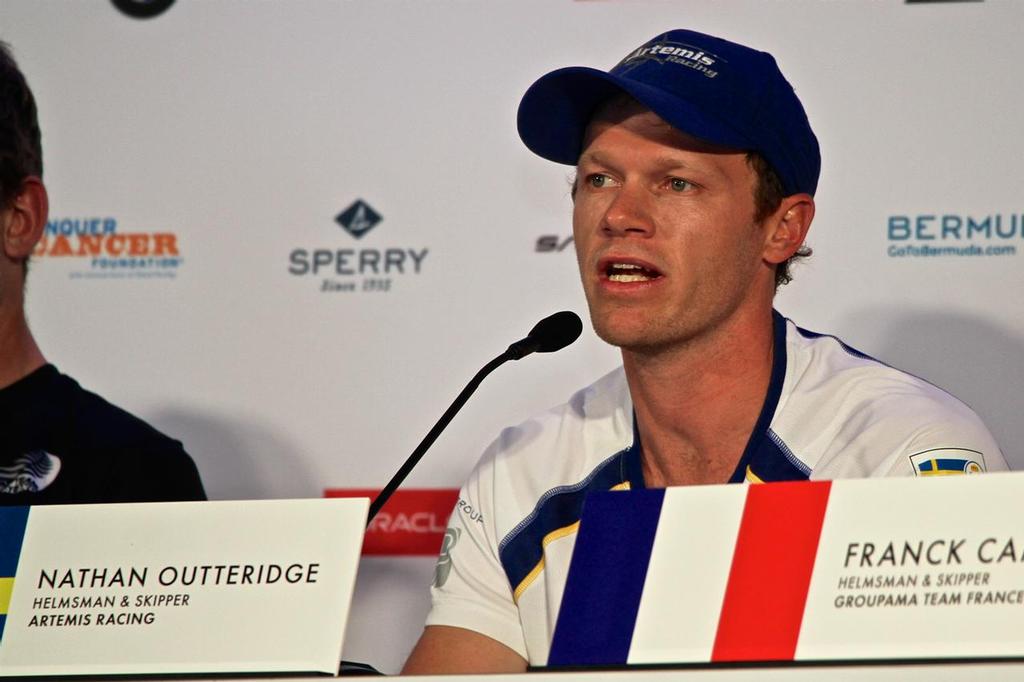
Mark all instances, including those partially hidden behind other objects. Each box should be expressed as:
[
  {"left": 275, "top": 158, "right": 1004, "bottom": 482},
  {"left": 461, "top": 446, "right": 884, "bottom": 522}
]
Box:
[{"left": 324, "top": 489, "right": 459, "bottom": 556}]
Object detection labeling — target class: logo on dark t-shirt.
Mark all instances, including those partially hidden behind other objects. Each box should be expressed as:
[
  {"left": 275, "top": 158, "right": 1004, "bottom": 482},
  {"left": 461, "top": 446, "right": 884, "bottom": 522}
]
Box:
[{"left": 0, "top": 450, "right": 62, "bottom": 494}]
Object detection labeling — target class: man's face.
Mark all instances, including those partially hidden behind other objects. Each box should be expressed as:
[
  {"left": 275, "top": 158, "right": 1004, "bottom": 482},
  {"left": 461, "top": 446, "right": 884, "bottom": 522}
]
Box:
[{"left": 572, "top": 101, "right": 774, "bottom": 354}]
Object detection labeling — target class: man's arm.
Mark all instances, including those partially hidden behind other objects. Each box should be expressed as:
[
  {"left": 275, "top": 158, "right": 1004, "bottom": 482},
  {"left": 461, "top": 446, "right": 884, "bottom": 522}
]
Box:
[{"left": 402, "top": 625, "right": 528, "bottom": 675}]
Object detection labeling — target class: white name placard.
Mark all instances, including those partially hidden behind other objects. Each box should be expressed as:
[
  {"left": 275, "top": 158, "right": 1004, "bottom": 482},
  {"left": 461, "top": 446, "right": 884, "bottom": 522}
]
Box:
[
  {"left": 549, "top": 472, "right": 1024, "bottom": 666},
  {"left": 0, "top": 498, "right": 367, "bottom": 676}
]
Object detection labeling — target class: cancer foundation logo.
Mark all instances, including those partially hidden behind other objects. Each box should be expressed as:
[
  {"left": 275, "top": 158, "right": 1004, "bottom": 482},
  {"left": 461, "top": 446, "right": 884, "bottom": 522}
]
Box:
[{"left": 33, "top": 217, "right": 184, "bottom": 278}]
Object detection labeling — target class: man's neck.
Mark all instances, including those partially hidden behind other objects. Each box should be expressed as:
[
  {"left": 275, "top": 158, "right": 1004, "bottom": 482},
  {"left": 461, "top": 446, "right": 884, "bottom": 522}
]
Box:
[
  {"left": 622, "top": 308, "right": 776, "bottom": 488},
  {"left": 0, "top": 303, "right": 46, "bottom": 390}
]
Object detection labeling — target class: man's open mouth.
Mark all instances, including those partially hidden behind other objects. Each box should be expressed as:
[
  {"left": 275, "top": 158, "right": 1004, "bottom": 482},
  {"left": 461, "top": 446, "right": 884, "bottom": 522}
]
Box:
[{"left": 605, "top": 262, "right": 662, "bottom": 283}]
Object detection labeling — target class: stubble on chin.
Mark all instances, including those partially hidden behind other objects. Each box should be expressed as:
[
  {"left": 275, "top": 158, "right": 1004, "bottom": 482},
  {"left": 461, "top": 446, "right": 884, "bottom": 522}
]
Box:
[{"left": 588, "top": 302, "right": 677, "bottom": 354}]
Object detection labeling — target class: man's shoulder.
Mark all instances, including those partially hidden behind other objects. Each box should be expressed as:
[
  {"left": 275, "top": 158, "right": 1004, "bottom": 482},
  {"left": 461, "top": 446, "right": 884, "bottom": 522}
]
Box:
[
  {"left": 0, "top": 365, "right": 206, "bottom": 503},
  {"left": 0, "top": 364, "right": 167, "bottom": 449},
  {"left": 488, "top": 366, "right": 632, "bottom": 468},
  {"left": 464, "top": 367, "right": 634, "bottom": 534},
  {"left": 783, "top": 320, "right": 977, "bottom": 416},
  {"left": 778, "top": 319, "right": 1004, "bottom": 476},
  {"left": 52, "top": 370, "right": 183, "bottom": 452}
]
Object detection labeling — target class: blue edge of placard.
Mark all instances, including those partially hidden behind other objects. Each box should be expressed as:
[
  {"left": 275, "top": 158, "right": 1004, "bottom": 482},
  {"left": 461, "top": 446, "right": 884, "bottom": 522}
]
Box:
[{"left": 0, "top": 506, "right": 32, "bottom": 642}]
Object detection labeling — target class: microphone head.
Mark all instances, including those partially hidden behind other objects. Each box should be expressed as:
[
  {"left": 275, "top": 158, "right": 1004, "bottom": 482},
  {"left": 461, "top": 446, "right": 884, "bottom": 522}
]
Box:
[{"left": 527, "top": 310, "right": 583, "bottom": 353}]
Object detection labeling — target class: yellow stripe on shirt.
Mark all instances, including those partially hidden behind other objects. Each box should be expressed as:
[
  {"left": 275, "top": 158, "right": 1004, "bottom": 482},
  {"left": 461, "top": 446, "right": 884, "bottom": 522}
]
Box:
[
  {"left": 511, "top": 480, "right": 633, "bottom": 603},
  {"left": 513, "top": 521, "right": 581, "bottom": 603}
]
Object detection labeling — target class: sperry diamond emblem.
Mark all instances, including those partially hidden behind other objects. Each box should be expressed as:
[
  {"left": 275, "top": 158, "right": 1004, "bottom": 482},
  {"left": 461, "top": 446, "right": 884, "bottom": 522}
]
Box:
[{"left": 335, "top": 200, "right": 382, "bottom": 239}]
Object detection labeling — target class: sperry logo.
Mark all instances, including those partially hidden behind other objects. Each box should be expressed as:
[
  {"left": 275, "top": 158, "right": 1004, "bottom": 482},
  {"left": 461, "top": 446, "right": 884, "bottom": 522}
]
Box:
[
  {"left": 619, "top": 41, "right": 719, "bottom": 78},
  {"left": 335, "top": 200, "right": 382, "bottom": 239}
]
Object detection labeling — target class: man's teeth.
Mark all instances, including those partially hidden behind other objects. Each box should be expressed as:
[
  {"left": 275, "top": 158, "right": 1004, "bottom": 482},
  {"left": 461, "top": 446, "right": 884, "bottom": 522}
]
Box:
[{"left": 607, "top": 263, "right": 656, "bottom": 282}]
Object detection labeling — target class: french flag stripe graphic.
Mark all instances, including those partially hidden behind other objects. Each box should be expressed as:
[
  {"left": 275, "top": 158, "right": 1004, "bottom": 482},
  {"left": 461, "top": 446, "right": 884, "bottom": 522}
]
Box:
[
  {"left": 711, "top": 480, "right": 832, "bottom": 661},
  {"left": 547, "top": 489, "right": 665, "bottom": 666},
  {"left": 626, "top": 485, "right": 748, "bottom": 664}
]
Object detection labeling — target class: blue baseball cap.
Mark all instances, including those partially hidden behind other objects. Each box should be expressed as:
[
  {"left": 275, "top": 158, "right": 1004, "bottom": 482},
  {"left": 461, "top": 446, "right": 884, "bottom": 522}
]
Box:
[{"left": 517, "top": 29, "right": 821, "bottom": 196}]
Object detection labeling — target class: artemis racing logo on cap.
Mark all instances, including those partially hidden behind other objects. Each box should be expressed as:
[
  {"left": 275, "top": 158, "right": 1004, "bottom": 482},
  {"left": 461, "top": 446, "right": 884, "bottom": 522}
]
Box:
[{"left": 619, "top": 41, "right": 720, "bottom": 78}]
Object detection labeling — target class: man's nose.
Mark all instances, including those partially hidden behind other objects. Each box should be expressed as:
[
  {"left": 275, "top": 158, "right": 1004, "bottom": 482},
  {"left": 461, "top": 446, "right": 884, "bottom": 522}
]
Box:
[{"left": 601, "top": 184, "right": 654, "bottom": 237}]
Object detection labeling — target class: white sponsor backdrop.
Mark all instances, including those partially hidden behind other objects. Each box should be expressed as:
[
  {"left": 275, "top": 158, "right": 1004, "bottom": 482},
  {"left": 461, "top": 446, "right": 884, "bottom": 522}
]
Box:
[{"left": 2, "top": 0, "right": 1022, "bottom": 673}]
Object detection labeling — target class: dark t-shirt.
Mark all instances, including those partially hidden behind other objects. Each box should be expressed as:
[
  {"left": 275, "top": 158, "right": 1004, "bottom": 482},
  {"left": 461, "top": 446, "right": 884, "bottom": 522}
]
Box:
[{"left": 0, "top": 364, "right": 206, "bottom": 504}]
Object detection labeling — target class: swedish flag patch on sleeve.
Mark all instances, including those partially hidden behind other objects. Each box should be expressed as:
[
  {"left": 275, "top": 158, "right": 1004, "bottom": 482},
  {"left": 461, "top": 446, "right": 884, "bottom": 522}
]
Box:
[{"left": 909, "top": 448, "right": 986, "bottom": 477}]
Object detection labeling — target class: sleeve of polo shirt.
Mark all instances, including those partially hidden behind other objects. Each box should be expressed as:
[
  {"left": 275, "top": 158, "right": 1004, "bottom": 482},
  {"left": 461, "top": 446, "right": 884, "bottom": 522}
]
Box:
[
  {"left": 881, "top": 393, "right": 1008, "bottom": 476},
  {"left": 423, "top": 442, "right": 527, "bottom": 659}
]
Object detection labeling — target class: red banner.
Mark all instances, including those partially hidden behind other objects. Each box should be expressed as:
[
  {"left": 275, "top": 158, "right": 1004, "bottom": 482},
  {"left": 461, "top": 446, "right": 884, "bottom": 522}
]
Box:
[{"left": 324, "top": 488, "right": 459, "bottom": 556}]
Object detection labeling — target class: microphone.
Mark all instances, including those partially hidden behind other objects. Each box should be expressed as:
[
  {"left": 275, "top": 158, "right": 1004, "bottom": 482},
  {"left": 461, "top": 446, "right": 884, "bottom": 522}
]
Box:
[
  {"left": 504, "top": 310, "right": 583, "bottom": 360},
  {"left": 367, "top": 311, "right": 583, "bottom": 524}
]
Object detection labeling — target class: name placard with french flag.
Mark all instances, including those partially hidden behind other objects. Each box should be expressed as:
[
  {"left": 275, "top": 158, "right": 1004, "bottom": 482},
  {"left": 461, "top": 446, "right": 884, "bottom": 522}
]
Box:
[{"left": 549, "top": 472, "right": 1024, "bottom": 667}]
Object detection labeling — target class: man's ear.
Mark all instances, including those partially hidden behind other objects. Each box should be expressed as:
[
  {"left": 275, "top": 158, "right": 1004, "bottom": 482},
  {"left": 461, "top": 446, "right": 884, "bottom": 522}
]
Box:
[
  {"left": 2, "top": 177, "right": 48, "bottom": 260},
  {"left": 762, "top": 193, "right": 815, "bottom": 265}
]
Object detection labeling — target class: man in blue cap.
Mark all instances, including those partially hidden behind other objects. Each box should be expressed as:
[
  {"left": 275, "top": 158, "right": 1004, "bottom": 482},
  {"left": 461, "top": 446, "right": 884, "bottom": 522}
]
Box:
[{"left": 404, "top": 29, "right": 1004, "bottom": 674}]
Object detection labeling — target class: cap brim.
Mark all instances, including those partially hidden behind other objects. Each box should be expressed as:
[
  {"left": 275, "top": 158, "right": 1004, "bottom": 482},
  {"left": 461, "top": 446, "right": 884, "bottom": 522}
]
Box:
[{"left": 517, "top": 66, "right": 753, "bottom": 166}]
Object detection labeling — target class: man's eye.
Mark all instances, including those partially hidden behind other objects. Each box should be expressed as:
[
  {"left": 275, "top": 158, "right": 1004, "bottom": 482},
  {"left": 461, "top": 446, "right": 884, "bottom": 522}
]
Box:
[
  {"left": 669, "top": 178, "right": 693, "bottom": 192},
  {"left": 588, "top": 174, "right": 614, "bottom": 188}
]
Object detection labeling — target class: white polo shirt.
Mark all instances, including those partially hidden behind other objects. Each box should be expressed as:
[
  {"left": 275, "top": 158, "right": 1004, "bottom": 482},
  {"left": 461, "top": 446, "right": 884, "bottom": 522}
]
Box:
[{"left": 425, "top": 311, "right": 1006, "bottom": 665}]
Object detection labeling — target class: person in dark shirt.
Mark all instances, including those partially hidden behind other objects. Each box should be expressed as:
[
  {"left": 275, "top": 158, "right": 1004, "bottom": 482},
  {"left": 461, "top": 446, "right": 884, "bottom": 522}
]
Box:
[{"left": 0, "top": 41, "right": 205, "bottom": 504}]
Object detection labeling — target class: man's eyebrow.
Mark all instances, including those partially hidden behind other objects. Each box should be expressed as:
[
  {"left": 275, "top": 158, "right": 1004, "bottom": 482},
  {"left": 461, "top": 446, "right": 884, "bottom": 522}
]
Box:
[
  {"left": 650, "top": 154, "right": 701, "bottom": 171},
  {"left": 578, "top": 150, "right": 723, "bottom": 179},
  {"left": 576, "top": 150, "right": 609, "bottom": 168}
]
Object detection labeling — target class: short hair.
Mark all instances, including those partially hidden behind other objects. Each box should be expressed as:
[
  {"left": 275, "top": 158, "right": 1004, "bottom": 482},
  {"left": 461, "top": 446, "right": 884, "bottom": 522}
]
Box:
[
  {"left": 0, "top": 41, "right": 43, "bottom": 210},
  {"left": 747, "top": 152, "right": 810, "bottom": 288}
]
